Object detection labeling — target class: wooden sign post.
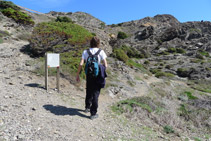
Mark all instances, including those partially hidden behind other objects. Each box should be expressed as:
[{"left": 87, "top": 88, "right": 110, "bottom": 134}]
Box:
[{"left": 45, "top": 53, "right": 60, "bottom": 92}]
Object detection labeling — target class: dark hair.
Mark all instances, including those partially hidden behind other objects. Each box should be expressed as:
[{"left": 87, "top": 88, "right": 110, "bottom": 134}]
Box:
[{"left": 90, "top": 36, "right": 100, "bottom": 48}]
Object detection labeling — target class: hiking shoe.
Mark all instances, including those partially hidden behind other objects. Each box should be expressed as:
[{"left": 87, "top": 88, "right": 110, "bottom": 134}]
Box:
[
  {"left": 84, "top": 108, "right": 90, "bottom": 113},
  {"left": 90, "top": 114, "right": 98, "bottom": 120}
]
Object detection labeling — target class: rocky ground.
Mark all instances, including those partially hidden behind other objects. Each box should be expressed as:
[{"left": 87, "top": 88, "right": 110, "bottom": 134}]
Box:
[{"left": 0, "top": 40, "right": 167, "bottom": 141}]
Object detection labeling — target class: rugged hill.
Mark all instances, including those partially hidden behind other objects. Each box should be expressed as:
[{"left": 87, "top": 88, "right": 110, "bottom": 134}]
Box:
[
  {"left": 106, "top": 14, "right": 211, "bottom": 80},
  {"left": 0, "top": 1, "right": 211, "bottom": 141}
]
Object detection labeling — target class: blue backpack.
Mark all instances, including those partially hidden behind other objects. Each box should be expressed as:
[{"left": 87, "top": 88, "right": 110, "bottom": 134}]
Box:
[{"left": 85, "top": 49, "right": 101, "bottom": 78}]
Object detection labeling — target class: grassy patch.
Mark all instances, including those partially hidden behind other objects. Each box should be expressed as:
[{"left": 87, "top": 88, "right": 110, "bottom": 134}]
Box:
[
  {"left": 150, "top": 68, "right": 174, "bottom": 78},
  {"left": 184, "top": 91, "right": 198, "bottom": 100},
  {"left": 178, "top": 104, "right": 190, "bottom": 120},
  {"left": 111, "top": 97, "right": 166, "bottom": 115},
  {"left": 188, "top": 80, "right": 211, "bottom": 93},
  {"left": 126, "top": 59, "right": 144, "bottom": 70},
  {"left": 193, "top": 137, "right": 202, "bottom": 141},
  {"left": 111, "top": 98, "right": 153, "bottom": 115}
]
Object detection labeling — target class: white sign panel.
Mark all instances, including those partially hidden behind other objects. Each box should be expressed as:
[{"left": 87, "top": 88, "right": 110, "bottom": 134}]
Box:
[{"left": 47, "top": 53, "right": 60, "bottom": 68}]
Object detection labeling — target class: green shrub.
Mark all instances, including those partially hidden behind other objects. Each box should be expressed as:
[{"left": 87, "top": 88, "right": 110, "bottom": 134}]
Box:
[
  {"left": 126, "top": 59, "right": 144, "bottom": 70},
  {"left": 193, "top": 137, "right": 202, "bottom": 141},
  {"left": 165, "top": 47, "right": 186, "bottom": 54},
  {"left": 177, "top": 68, "right": 189, "bottom": 77},
  {"left": 150, "top": 68, "right": 161, "bottom": 74},
  {"left": 195, "top": 54, "right": 204, "bottom": 60},
  {"left": 176, "top": 48, "right": 186, "bottom": 54},
  {"left": 167, "top": 47, "right": 176, "bottom": 53},
  {"left": 159, "top": 51, "right": 170, "bottom": 55},
  {"left": 113, "top": 48, "right": 129, "bottom": 62},
  {"left": 165, "top": 64, "right": 171, "bottom": 69},
  {"left": 0, "top": 0, "right": 20, "bottom": 10},
  {"left": 111, "top": 98, "right": 153, "bottom": 114},
  {"left": 144, "top": 60, "right": 150, "bottom": 65},
  {"left": 122, "top": 45, "right": 144, "bottom": 58},
  {"left": 198, "top": 50, "right": 210, "bottom": 57},
  {"left": 0, "top": 30, "right": 10, "bottom": 37},
  {"left": 117, "top": 31, "right": 128, "bottom": 39},
  {"left": 29, "top": 21, "right": 93, "bottom": 56},
  {"left": 112, "top": 45, "right": 145, "bottom": 61},
  {"left": 100, "top": 22, "right": 106, "bottom": 29},
  {"left": 34, "top": 22, "right": 92, "bottom": 45},
  {"left": 184, "top": 91, "right": 198, "bottom": 100},
  {"left": 91, "top": 32, "right": 96, "bottom": 36},
  {"left": 110, "top": 24, "right": 117, "bottom": 27},
  {"left": 2, "top": 8, "right": 34, "bottom": 25},
  {"left": 55, "top": 16, "right": 74, "bottom": 23},
  {"left": 155, "top": 71, "right": 175, "bottom": 78},
  {"left": 163, "top": 125, "right": 174, "bottom": 134},
  {"left": 111, "top": 97, "right": 166, "bottom": 116}
]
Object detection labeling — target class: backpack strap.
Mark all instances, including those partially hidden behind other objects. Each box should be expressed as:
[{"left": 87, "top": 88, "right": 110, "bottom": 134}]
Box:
[
  {"left": 94, "top": 49, "right": 101, "bottom": 56},
  {"left": 87, "top": 49, "right": 92, "bottom": 56}
]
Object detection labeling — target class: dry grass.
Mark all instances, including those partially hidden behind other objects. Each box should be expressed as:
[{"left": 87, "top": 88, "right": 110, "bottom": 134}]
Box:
[{"left": 111, "top": 80, "right": 211, "bottom": 140}]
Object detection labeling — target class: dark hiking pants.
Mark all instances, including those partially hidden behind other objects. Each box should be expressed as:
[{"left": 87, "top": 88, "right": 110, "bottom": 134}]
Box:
[{"left": 85, "top": 77, "right": 101, "bottom": 116}]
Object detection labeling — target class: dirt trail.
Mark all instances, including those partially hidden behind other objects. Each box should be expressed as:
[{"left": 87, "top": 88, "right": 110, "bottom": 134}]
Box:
[{"left": 0, "top": 40, "right": 162, "bottom": 141}]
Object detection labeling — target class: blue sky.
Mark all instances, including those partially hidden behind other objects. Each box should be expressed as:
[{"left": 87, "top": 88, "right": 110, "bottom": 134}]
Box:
[{"left": 8, "top": 0, "right": 211, "bottom": 25}]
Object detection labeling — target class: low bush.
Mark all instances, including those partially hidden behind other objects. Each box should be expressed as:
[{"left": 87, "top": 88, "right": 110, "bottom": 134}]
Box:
[
  {"left": 144, "top": 60, "right": 150, "bottom": 65},
  {"left": 166, "top": 47, "right": 186, "bottom": 54},
  {"left": 0, "top": 0, "right": 20, "bottom": 10},
  {"left": 155, "top": 71, "right": 175, "bottom": 78},
  {"left": 111, "top": 97, "right": 155, "bottom": 115},
  {"left": 163, "top": 125, "right": 174, "bottom": 134},
  {"left": 113, "top": 48, "right": 129, "bottom": 62},
  {"left": 55, "top": 16, "right": 74, "bottom": 23},
  {"left": 176, "top": 48, "right": 186, "bottom": 54},
  {"left": 198, "top": 50, "right": 210, "bottom": 57},
  {"left": 112, "top": 45, "right": 145, "bottom": 63},
  {"left": 177, "top": 68, "right": 189, "bottom": 77},
  {"left": 195, "top": 54, "right": 204, "bottom": 60},
  {"left": 167, "top": 47, "right": 176, "bottom": 53},
  {"left": 2, "top": 8, "right": 34, "bottom": 25},
  {"left": 150, "top": 68, "right": 161, "bottom": 74},
  {"left": 117, "top": 31, "right": 128, "bottom": 39},
  {"left": 29, "top": 21, "right": 93, "bottom": 56}
]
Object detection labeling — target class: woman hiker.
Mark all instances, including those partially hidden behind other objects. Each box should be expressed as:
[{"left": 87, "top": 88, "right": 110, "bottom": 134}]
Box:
[{"left": 76, "top": 36, "right": 108, "bottom": 120}]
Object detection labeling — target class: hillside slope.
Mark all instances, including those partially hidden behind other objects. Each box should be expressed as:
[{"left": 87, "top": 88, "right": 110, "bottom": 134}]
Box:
[{"left": 0, "top": 2, "right": 211, "bottom": 140}]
